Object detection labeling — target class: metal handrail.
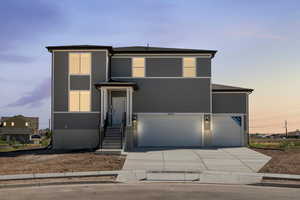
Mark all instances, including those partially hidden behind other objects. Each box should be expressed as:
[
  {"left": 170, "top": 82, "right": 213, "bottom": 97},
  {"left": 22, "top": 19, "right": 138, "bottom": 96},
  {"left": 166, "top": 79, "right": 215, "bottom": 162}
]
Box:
[
  {"left": 120, "top": 112, "right": 126, "bottom": 148},
  {"left": 100, "top": 112, "right": 109, "bottom": 149}
]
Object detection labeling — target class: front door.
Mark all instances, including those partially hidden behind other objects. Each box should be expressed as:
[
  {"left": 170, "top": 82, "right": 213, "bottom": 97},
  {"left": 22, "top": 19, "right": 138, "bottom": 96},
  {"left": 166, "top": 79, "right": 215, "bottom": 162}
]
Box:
[{"left": 112, "top": 97, "right": 126, "bottom": 125}]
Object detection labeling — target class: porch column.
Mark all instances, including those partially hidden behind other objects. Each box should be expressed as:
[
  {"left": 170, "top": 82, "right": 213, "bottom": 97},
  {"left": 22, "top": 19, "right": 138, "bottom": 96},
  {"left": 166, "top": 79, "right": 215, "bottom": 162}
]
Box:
[
  {"left": 126, "top": 87, "right": 133, "bottom": 126},
  {"left": 100, "top": 87, "right": 108, "bottom": 127}
]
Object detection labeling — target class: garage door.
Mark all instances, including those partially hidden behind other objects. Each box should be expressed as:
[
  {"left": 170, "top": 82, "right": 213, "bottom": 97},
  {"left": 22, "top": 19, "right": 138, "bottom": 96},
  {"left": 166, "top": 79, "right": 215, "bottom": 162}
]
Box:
[
  {"left": 212, "top": 114, "right": 244, "bottom": 146},
  {"left": 137, "top": 114, "right": 203, "bottom": 147}
]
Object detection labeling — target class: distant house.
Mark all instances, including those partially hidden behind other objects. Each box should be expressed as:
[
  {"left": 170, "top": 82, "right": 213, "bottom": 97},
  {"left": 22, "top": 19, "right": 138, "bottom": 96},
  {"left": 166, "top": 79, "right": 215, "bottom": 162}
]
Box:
[{"left": 0, "top": 115, "right": 39, "bottom": 143}]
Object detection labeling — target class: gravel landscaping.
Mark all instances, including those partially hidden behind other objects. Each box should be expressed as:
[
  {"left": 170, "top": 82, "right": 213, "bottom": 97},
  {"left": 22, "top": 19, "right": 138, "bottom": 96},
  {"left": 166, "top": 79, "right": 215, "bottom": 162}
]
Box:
[
  {"left": 0, "top": 150, "right": 125, "bottom": 175},
  {"left": 253, "top": 148, "right": 300, "bottom": 175}
]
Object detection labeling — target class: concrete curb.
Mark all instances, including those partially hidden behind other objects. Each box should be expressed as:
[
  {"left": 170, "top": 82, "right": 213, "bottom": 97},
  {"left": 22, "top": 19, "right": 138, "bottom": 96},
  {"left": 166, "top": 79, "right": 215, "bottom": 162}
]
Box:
[
  {"left": 0, "top": 171, "right": 120, "bottom": 181},
  {"left": 0, "top": 181, "right": 117, "bottom": 189},
  {"left": 261, "top": 173, "right": 300, "bottom": 181},
  {"left": 1, "top": 170, "right": 300, "bottom": 183}
]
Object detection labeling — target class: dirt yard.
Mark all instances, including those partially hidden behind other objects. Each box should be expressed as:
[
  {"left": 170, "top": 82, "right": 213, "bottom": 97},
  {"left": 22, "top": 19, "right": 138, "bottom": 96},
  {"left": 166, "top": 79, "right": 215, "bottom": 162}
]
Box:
[
  {"left": 253, "top": 148, "right": 300, "bottom": 175},
  {"left": 0, "top": 150, "right": 125, "bottom": 175}
]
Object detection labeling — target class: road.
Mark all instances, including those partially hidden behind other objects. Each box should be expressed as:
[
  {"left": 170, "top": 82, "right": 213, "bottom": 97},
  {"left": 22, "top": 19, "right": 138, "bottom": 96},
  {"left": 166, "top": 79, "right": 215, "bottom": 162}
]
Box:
[{"left": 1, "top": 183, "right": 299, "bottom": 200}]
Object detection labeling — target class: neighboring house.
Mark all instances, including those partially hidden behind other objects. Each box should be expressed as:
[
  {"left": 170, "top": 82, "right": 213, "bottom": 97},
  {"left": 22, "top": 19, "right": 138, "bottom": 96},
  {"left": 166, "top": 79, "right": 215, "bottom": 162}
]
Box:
[
  {"left": 46, "top": 45, "right": 253, "bottom": 150},
  {"left": 0, "top": 115, "right": 39, "bottom": 143}
]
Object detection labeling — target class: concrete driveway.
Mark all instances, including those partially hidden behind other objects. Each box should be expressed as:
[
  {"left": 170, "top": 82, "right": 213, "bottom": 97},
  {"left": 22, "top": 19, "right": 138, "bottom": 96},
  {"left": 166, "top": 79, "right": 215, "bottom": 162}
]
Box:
[{"left": 122, "top": 147, "right": 271, "bottom": 173}]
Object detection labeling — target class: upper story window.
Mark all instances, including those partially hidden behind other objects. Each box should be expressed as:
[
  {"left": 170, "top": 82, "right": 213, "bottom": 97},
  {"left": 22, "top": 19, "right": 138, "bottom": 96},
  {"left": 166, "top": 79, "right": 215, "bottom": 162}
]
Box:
[
  {"left": 183, "top": 57, "right": 196, "bottom": 77},
  {"left": 3, "top": 122, "right": 6, "bottom": 126},
  {"left": 25, "top": 122, "right": 29, "bottom": 127},
  {"left": 69, "top": 90, "right": 91, "bottom": 112},
  {"left": 132, "top": 57, "right": 145, "bottom": 77},
  {"left": 11, "top": 122, "right": 15, "bottom": 126},
  {"left": 69, "top": 53, "right": 91, "bottom": 75}
]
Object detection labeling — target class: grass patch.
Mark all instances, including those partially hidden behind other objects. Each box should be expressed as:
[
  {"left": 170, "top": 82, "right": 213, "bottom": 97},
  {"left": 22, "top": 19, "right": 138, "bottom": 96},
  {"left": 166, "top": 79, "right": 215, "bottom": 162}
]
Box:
[{"left": 250, "top": 139, "right": 300, "bottom": 150}]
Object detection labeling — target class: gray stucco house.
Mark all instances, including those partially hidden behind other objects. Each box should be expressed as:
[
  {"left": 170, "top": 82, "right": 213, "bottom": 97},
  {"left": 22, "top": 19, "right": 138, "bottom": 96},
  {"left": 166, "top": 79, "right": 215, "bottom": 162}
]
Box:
[{"left": 46, "top": 45, "right": 253, "bottom": 150}]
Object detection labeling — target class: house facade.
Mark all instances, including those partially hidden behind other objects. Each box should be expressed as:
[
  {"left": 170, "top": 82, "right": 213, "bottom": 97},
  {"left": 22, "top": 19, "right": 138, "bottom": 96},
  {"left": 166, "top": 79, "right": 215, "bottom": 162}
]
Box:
[
  {"left": 47, "top": 45, "right": 253, "bottom": 150},
  {"left": 0, "top": 115, "right": 39, "bottom": 143}
]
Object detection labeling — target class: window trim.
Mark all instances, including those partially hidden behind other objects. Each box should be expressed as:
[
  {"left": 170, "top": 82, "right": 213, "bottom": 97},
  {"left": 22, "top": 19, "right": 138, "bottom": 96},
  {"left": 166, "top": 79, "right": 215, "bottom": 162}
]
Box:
[
  {"left": 182, "top": 57, "right": 197, "bottom": 77},
  {"left": 131, "top": 57, "right": 146, "bottom": 77}
]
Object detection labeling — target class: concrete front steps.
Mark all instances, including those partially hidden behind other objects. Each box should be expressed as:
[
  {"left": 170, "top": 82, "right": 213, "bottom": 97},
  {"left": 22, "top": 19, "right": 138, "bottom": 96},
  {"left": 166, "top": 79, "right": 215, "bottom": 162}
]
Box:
[{"left": 95, "top": 127, "right": 123, "bottom": 155}]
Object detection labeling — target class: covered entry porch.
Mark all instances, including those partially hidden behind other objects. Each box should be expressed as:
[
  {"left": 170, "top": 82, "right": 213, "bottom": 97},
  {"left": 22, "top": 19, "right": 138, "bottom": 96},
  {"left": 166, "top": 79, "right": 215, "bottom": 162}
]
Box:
[{"left": 95, "top": 81, "right": 137, "bottom": 151}]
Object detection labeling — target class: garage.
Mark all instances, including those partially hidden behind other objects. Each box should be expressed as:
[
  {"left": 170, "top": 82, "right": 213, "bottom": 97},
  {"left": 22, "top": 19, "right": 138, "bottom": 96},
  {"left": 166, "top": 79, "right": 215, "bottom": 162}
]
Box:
[
  {"left": 137, "top": 114, "right": 203, "bottom": 147},
  {"left": 212, "top": 114, "right": 244, "bottom": 146}
]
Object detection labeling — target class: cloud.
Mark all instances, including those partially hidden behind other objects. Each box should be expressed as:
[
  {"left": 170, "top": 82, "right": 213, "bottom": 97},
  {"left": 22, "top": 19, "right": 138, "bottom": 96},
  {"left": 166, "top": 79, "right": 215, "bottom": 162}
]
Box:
[
  {"left": 0, "top": 1, "right": 64, "bottom": 51},
  {"left": 6, "top": 78, "right": 50, "bottom": 108},
  {"left": 0, "top": 54, "right": 34, "bottom": 63}
]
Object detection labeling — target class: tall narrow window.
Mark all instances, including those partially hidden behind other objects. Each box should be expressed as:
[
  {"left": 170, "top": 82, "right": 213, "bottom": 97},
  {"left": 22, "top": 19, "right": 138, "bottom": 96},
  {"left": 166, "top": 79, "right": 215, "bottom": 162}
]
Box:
[
  {"left": 183, "top": 57, "right": 196, "bottom": 77},
  {"left": 69, "top": 53, "right": 91, "bottom": 75},
  {"left": 3, "top": 122, "right": 6, "bottom": 126},
  {"left": 11, "top": 122, "right": 15, "bottom": 126},
  {"left": 25, "top": 122, "right": 29, "bottom": 127},
  {"left": 132, "top": 57, "right": 145, "bottom": 77},
  {"left": 69, "top": 91, "right": 91, "bottom": 112}
]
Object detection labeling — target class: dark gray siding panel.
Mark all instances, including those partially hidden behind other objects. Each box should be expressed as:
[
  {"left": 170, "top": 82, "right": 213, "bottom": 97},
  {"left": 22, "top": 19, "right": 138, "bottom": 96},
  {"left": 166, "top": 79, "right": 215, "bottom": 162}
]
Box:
[
  {"left": 54, "top": 52, "right": 68, "bottom": 111},
  {"left": 146, "top": 58, "right": 182, "bottom": 77},
  {"left": 197, "top": 58, "right": 211, "bottom": 77},
  {"left": 54, "top": 113, "right": 100, "bottom": 129},
  {"left": 92, "top": 51, "right": 107, "bottom": 111},
  {"left": 70, "top": 75, "right": 90, "bottom": 90},
  {"left": 111, "top": 58, "right": 131, "bottom": 77},
  {"left": 115, "top": 78, "right": 211, "bottom": 113},
  {"left": 212, "top": 93, "right": 246, "bottom": 113}
]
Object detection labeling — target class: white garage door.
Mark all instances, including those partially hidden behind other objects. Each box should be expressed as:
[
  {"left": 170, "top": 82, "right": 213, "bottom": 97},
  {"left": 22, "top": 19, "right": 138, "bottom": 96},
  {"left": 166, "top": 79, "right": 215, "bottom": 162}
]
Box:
[
  {"left": 212, "top": 114, "right": 244, "bottom": 146},
  {"left": 137, "top": 114, "right": 203, "bottom": 147}
]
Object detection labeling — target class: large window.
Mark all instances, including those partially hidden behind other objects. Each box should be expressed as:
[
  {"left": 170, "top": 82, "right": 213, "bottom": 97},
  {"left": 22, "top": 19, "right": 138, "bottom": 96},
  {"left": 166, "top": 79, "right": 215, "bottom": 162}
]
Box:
[
  {"left": 69, "top": 90, "right": 91, "bottom": 112},
  {"left": 69, "top": 53, "right": 91, "bottom": 75},
  {"left": 183, "top": 57, "right": 196, "bottom": 77},
  {"left": 132, "top": 57, "right": 145, "bottom": 77}
]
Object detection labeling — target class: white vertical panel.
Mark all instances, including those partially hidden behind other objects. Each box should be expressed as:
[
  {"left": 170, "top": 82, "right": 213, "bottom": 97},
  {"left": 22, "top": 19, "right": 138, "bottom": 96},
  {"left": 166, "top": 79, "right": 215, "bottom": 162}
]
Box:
[
  {"left": 183, "top": 57, "right": 196, "bottom": 77},
  {"left": 80, "top": 53, "right": 91, "bottom": 74},
  {"left": 69, "top": 53, "right": 80, "bottom": 74},
  {"left": 79, "top": 91, "right": 91, "bottom": 112},
  {"left": 132, "top": 57, "right": 145, "bottom": 77},
  {"left": 69, "top": 91, "right": 80, "bottom": 111}
]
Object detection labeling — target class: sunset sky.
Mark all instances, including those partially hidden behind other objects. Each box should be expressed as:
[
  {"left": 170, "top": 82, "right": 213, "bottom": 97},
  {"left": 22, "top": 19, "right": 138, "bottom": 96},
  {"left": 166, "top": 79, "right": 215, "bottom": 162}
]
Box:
[{"left": 0, "top": 0, "right": 299, "bottom": 133}]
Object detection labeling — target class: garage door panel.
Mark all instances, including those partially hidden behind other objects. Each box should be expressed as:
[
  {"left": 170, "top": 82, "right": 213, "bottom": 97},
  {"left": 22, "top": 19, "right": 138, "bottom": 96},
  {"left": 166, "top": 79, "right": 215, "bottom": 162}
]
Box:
[
  {"left": 212, "top": 115, "right": 243, "bottom": 147},
  {"left": 138, "top": 114, "right": 202, "bottom": 147}
]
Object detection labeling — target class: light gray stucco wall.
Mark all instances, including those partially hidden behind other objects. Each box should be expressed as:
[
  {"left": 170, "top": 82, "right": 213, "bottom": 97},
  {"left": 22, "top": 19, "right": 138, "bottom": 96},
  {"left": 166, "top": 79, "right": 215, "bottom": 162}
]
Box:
[
  {"left": 70, "top": 75, "right": 90, "bottom": 90},
  {"left": 111, "top": 58, "right": 131, "bottom": 77},
  {"left": 92, "top": 51, "right": 107, "bottom": 111},
  {"left": 53, "top": 52, "right": 68, "bottom": 111},
  {"left": 115, "top": 78, "right": 211, "bottom": 113},
  {"left": 53, "top": 113, "right": 100, "bottom": 129},
  {"left": 197, "top": 58, "right": 211, "bottom": 77},
  {"left": 212, "top": 93, "right": 247, "bottom": 113},
  {"left": 53, "top": 51, "right": 106, "bottom": 112},
  {"left": 146, "top": 58, "right": 182, "bottom": 77},
  {"left": 110, "top": 57, "right": 211, "bottom": 78},
  {"left": 53, "top": 129, "right": 99, "bottom": 149}
]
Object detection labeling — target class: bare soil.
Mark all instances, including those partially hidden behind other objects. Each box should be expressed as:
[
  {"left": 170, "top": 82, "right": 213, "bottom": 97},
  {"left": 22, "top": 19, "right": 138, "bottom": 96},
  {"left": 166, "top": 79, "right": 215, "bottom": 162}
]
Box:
[
  {"left": 252, "top": 148, "right": 300, "bottom": 175},
  {"left": 0, "top": 150, "right": 125, "bottom": 175}
]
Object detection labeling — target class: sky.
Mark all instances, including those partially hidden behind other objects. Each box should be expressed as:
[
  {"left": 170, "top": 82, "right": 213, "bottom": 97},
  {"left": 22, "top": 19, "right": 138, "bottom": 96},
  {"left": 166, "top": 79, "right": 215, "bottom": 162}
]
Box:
[{"left": 0, "top": 0, "right": 299, "bottom": 133}]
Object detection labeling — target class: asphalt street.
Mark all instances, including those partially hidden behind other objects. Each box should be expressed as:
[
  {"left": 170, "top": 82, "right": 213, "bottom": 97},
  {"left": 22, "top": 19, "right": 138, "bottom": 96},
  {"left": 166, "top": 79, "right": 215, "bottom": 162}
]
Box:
[{"left": 0, "top": 183, "right": 299, "bottom": 200}]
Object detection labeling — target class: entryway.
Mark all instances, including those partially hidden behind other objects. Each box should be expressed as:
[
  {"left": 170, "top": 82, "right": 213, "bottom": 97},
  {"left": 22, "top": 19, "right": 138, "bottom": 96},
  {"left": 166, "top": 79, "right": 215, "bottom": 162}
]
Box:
[{"left": 110, "top": 91, "right": 126, "bottom": 126}]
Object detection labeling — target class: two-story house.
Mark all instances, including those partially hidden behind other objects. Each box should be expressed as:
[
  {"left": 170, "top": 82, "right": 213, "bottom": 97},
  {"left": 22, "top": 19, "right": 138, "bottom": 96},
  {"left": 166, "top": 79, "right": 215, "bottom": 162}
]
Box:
[
  {"left": 0, "top": 115, "right": 39, "bottom": 143},
  {"left": 46, "top": 45, "right": 253, "bottom": 150}
]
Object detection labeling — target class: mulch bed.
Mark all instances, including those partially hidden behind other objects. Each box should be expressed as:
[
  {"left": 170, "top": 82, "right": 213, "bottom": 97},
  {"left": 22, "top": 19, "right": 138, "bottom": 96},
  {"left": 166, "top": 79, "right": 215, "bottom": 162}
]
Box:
[
  {"left": 252, "top": 148, "right": 300, "bottom": 175},
  {"left": 0, "top": 150, "right": 125, "bottom": 175}
]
